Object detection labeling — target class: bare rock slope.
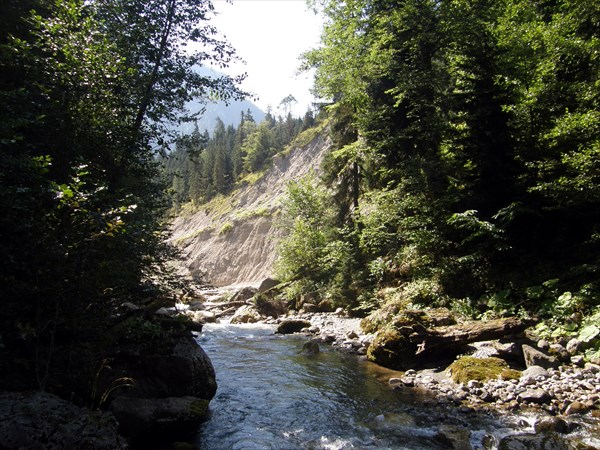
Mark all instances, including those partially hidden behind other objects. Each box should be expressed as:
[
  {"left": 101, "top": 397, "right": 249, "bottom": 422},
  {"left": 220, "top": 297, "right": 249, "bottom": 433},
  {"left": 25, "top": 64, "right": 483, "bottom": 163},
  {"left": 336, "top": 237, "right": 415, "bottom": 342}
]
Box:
[{"left": 170, "top": 131, "right": 331, "bottom": 286}]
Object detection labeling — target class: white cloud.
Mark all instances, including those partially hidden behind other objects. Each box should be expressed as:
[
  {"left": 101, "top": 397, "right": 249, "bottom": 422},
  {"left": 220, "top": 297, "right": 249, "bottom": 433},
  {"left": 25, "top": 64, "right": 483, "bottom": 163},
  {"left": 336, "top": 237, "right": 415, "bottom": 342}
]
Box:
[{"left": 209, "top": 0, "right": 323, "bottom": 116}]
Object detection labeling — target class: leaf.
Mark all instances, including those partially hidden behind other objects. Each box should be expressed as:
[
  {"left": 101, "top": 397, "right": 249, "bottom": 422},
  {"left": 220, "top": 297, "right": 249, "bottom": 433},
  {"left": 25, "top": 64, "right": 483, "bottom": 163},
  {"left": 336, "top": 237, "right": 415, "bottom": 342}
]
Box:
[{"left": 578, "top": 325, "right": 600, "bottom": 343}]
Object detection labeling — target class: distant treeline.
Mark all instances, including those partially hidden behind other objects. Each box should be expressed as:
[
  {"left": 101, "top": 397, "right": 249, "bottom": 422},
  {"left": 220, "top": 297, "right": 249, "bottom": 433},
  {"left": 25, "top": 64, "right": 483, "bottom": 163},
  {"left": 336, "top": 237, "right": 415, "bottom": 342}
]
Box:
[{"left": 161, "top": 109, "right": 316, "bottom": 206}]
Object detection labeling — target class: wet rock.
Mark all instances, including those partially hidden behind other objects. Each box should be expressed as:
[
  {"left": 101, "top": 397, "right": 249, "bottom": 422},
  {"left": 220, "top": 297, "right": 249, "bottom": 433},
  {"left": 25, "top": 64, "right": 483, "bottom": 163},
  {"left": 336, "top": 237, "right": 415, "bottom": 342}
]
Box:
[
  {"left": 300, "top": 340, "right": 320, "bottom": 354},
  {"left": 498, "top": 433, "right": 571, "bottom": 450},
  {"left": 277, "top": 319, "right": 312, "bottom": 334},
  {"left": 522, "top": 344, "right": 559, "bottom": 369},
  {"left": 111, "top": 396, "right": 209, "bottom": 441},
  {"left": 0, "top": 391, "right": 127, "bottom": 450},
  {"left": 533, "top": 416, "right": 569, "bottom": 434},
  {"left": 230, "top": 304, "right": 262, "bottom": 324}
]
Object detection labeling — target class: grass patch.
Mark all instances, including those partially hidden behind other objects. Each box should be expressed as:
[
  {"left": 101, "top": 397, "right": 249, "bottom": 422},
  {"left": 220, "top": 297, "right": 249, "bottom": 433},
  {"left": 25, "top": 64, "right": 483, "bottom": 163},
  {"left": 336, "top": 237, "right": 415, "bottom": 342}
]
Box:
[
  {"left": 239, "top": 168, "right": 268, "bottom": 186},
  {"left": 218, "top": 221, "right": 234, "bottom": 235},
  {"left": 173, "top": 226, "right": 215, "bottom": 244},
  {"left": 234, "top": 206, "right": 272, "bottom": 221}
]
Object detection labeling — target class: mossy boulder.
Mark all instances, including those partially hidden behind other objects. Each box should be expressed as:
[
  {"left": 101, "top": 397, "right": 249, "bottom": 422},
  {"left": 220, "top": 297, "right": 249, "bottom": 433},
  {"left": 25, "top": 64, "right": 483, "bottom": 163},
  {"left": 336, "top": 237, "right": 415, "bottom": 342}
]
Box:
[
  {"left": 447, "top": 356, "right": 521, "bottom": 384},
  {"left": 367, "top": 327, "right": 416, "bottom": 370}
]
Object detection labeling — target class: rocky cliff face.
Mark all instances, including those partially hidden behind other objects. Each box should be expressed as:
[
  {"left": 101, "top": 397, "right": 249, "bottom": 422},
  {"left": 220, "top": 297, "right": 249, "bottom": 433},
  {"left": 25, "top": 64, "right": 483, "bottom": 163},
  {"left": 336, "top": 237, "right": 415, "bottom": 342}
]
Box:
[{"left": 170, "top": 130, "right": 330, "bottom": 287}]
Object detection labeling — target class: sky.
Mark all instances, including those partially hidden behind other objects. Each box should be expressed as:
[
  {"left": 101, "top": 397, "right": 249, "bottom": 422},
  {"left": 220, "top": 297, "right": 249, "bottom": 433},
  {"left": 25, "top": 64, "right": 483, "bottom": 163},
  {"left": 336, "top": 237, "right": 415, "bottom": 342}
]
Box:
[{"left": 209, "top": 0, "right": 324, "bottom": 117}]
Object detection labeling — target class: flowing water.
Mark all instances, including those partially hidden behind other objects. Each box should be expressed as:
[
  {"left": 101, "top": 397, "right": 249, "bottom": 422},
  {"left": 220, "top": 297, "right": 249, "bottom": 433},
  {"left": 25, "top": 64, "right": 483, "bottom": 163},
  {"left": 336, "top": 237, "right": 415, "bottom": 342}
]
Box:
[{"left": 192, "top": 323, "right": 561, "bottom": 450}]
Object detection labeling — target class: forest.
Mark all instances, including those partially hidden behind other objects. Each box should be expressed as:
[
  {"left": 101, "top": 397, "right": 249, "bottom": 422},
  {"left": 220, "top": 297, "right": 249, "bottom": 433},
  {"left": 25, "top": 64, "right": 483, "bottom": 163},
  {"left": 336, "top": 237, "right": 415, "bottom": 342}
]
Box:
[
  {"left": 161, "top": 105, "right": 316, "bottom": 206},
  {"left": 274, "top": 0, "right": 599, "bottom": 358}
]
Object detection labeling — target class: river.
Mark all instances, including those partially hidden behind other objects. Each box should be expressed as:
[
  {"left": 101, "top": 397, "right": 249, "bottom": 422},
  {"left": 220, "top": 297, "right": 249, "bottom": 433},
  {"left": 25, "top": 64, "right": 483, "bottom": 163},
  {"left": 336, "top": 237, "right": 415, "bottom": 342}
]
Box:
[{"left": 191, "top": 323, "right": 577, "bottom": 450}]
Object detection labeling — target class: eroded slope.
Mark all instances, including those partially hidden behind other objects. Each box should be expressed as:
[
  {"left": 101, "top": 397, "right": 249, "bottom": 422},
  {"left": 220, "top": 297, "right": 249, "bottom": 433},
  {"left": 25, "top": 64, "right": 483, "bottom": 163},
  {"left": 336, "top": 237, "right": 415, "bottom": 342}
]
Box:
[{"left": 170, "top": 130, "right": 330, "bottom": 286}]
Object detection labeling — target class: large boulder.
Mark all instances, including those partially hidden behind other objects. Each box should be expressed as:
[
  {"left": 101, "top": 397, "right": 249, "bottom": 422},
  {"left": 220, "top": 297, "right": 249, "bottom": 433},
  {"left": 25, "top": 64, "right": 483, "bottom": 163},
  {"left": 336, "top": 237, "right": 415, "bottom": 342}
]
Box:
[
  {"left": 0, "top": 391, "right": 127, "bottom": 450},
  {"left": 99, "top": 334, "right": 217, "bottom": 401},
  {"left": 258, "top": 278, "right": 280, "bottom": 293},
  {"left": 111, "top": 396, "right": 209, "bottom": 440},
  {"left": 230, "top": 304, "right": 263, "bottom": 324},
  {"left": 230, "top": 286, "right": 257, "bottom": 303},
  {"left": 97, "top": 334, "right": 216, "bottom": 442},
  {"left": 446, "top": 356, "right": 520, "bottom": 384}
]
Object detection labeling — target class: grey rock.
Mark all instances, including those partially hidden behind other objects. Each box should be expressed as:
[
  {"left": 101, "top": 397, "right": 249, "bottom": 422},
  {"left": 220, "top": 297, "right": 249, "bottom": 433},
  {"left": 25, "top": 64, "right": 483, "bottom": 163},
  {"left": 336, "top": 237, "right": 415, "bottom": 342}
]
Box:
[
  {"left": 230, "top": 304, "right": 262, "bottom": 324},
  {"left": 0, "top": 391, "right": 127, "bottom": 450},
  {"left": 522, "top": 344, "right": 559, "bottom": 369},
  {"left": 111, "top": 396, "right": 208, "bottom": 440},
  {"left": 258, "top": 278, "right": 280, "bottom": 292},
  {"left": 548, "top": 343, "right": 570, "bottom": 362},
  {"left": 521, "top": 365, "right": 550, "bottom": 381},
  {"left": 187, "top": 301, "right": 205, "bottom": 311},
  {"left": 537, "top": 339, "right": 550, "bottom": 351},
  {"left": 517, "top": 388, "right": 551, "bottom": 404},
  {"left": 230, "top": 286, "right": 257, "bottom": 303},
  {"left": 571, "top": 355, "right": 585, "bottom": 367},
  {"left": 566, "top": 338, "right": 582, "bottom": 355}
]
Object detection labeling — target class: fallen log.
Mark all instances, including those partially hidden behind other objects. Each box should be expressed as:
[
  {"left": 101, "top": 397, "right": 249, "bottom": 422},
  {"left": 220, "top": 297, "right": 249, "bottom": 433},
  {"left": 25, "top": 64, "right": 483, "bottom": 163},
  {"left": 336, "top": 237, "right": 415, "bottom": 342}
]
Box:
[{"left": 367, "top": 317, "right": 532, "bottom": 370}]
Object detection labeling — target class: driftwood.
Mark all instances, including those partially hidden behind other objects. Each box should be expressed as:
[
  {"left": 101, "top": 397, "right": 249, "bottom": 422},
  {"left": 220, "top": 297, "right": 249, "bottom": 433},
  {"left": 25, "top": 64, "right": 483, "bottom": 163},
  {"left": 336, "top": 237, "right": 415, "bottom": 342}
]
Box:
[
  {"left": 415, "top": 317, "right": 530, "bottom": 355},
  {"left": 368, "top": 317, "right": 532, "bottom": 370}
]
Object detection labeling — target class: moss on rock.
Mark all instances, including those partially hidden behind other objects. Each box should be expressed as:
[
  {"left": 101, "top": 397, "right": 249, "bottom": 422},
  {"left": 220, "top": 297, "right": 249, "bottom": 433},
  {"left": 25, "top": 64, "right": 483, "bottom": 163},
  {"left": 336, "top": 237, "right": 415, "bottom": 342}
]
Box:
[
  {"left": 447, "top": 356, "right": 519, "bottom": 384},
  {"left": 189, "top": 399, "right": 209, "bottom": 419},
  {"left": 366, "top": 327, "right": 416, "bottom": 370}
]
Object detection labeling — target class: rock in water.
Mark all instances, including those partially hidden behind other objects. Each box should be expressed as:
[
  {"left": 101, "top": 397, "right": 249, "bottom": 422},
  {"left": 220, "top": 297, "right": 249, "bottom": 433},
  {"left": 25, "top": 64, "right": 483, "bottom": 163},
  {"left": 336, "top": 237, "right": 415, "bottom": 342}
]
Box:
[
  {"left": 300, "top": 340, "right": 320, "bottom": 354},
  {"left": 0, "top": 391, "right": 127, "bottom": 449}
]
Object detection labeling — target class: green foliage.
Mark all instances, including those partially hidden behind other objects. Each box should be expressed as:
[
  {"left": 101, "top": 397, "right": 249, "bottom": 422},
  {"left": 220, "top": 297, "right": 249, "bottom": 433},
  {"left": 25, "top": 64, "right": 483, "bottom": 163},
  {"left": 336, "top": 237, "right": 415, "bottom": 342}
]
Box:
[
  {"left": 292, "top": 0, "right": 600, "bottom": 329},
  {"left": 218, "top": 221, "right": 233, "bottom": 235},
  {"left": 0, "top": 0, "right": 244, "bottom": 397},
  {"left": 162, "top": 110, "right": 316, "bottom": 208}
]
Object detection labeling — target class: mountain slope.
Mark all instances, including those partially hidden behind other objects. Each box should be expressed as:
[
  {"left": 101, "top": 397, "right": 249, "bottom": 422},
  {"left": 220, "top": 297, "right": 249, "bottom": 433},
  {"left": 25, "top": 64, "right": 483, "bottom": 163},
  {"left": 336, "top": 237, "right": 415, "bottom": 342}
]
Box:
[{"left": 170, "top": 128, "right": 331, "bottom": 287}]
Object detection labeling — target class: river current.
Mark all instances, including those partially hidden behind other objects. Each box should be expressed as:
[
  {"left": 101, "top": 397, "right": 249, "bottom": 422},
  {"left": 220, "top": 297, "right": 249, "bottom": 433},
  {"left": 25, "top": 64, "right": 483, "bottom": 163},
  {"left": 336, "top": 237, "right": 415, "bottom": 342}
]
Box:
[{"left": 192, "top": 323, "right": 552, "bottom": 450}]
